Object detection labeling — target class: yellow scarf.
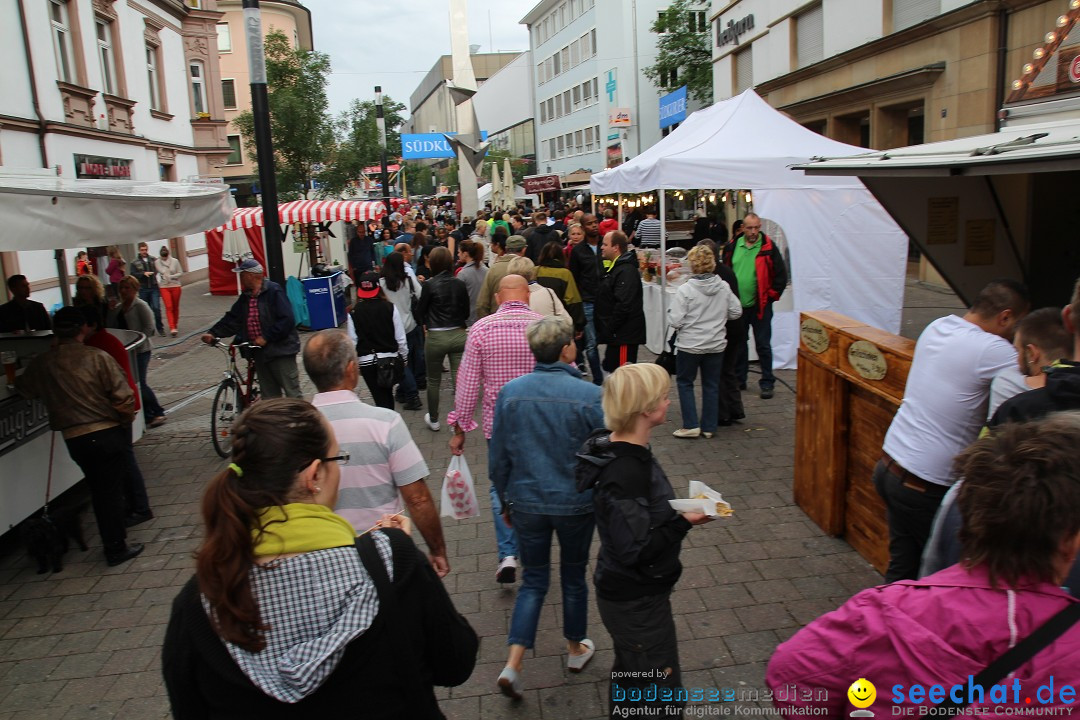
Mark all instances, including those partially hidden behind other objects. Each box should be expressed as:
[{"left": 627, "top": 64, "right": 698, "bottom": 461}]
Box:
[{"left": 252, "top": 503, "right": 356, "bottom": 557}]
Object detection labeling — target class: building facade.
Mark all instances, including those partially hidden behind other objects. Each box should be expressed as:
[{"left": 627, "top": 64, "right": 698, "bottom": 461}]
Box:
[
  {"left": 521, "top": 0, "right": 709, "bottom": 180},
  {"left": 215, "top": 0, "right": 312, "bottom": 205},
  {"left": 0, "top": 0, "right": 233, "bottom": 304},
  {"left": 472, "top": 51, "right": 537, "bottom": 180}
]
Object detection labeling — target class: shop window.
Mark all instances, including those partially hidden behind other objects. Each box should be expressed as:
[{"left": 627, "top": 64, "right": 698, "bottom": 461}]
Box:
[
  {"left": 217, "top": 23, "right": 232, "bottom": 53},
  {"left": 222, "top": 79, "right": 237, "bottom": 109},
  {"left": 226, "top": 135, "right": 243, "bottom": 165},
  {"left": 795, "top": 4, "right": 824, "bottom": 69}
]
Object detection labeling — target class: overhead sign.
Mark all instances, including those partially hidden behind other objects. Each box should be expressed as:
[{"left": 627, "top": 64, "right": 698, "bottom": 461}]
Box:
[
  {"left": 606, "top": 142, "right": 623, "bottom": 169},
  {"left": 659, "top": 86, "right": 687, "bottom": 129},
  {"left": 522, "top": 174, "right": 561, "bottom": 194},
  {"left": 608, "top": 108, "right": 632, "bottom": 127},
  {"left": 717, "top": 14, "right": 755, "bottom": 48},
  {"left": 1071, "top": 56, "right": 1080, "bottom": 84},
  {"left": 401, "top": 132, "right": 488, "bottom": 159}
]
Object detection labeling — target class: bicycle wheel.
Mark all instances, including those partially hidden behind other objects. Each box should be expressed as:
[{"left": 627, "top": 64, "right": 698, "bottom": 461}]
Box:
[{"left": 211, "top": 379, "right": 244, "bottom": 459}]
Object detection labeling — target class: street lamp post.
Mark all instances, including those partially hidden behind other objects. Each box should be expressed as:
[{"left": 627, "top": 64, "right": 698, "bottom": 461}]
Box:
[
  {"left": 375, "top": 86, "right": 392, "bottom": 217},
  {"left": 242, "top": 0, "right": 284, "bottom": 285}
]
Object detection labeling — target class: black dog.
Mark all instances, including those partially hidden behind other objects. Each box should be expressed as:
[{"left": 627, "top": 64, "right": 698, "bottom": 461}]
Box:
[{"left": 20, "top": 505, "right": 89, "bottom": 574}]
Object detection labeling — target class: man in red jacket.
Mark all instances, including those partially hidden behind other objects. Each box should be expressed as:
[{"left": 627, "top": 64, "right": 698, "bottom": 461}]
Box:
[{"left": 722, "top": 213, "right": 787, "bottom": 399}]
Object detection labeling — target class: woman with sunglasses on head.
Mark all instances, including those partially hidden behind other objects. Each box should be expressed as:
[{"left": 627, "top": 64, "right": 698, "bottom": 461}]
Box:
[{"left": 162, "top": 399, "right": 477, "bottom": 719}]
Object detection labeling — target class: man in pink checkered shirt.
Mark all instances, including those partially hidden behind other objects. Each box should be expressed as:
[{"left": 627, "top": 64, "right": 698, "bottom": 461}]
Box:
[{"left": 448, "top": 275, "right": 543, "bottom": 584}]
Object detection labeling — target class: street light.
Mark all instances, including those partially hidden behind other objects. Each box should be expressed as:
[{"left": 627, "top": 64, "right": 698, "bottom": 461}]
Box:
[{"left": 375, "top": 86, "right": 391, "bottom": 217}]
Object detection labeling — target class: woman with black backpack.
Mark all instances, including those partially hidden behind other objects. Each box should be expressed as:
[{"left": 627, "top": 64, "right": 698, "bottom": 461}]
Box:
[
  {"left": 350, "top": 271, "right": 407, "bottom": 410},
  {"left": 379, "top": 253, "right": 423, "bottom": 410}
]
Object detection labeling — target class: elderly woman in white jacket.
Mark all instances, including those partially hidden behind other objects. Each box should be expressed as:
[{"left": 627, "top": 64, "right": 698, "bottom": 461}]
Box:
[{"left": 668, "top": 245, "right": 742, "bottom": 439}]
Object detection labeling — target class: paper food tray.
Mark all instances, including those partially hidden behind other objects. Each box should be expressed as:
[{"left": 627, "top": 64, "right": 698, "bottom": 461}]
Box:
[{"left": 668, "top": 480, "right": 733, "bottom": 518}]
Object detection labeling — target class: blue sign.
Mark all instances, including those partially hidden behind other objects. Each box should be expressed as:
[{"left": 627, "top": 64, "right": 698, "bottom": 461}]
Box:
[
  {"left": 401, "top": 132, "right": 489, "bottom": 159},
  {"left": 659, "top": 86, "right": 688, "bottom": 129},
  {"left": 606, "top": 69, "right": 617, "bottom": 103}
]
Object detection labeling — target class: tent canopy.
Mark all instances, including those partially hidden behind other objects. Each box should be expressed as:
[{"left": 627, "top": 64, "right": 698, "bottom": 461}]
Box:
[
  {"left": 0, "top": 173, "right": 232, "bottom": 250},
  {"left": 590, "top": 90, "right": 869, "bottom": 194},
  {"left": 477, "top": 182, "right": 538, "bottom": 206},
  {"left": 214, "top": 199, "right": 403, "bottom": 231}
]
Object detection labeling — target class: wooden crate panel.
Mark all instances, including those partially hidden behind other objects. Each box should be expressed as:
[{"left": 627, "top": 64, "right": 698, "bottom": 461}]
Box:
[
  {"left": 794, "top": 352, "right": 848, "bottom": 535},
  {"left": 844, "top": 385, "right": 897, "bottom": 574},
  {"left": 799, "top": 311, "right": 868, "bottom": 369}
]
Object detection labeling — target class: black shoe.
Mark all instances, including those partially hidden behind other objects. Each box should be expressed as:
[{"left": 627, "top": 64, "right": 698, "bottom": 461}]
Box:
[
  {"left": 105, "top": 543, "right": 145, "bottom": 567},
  {"left": 124, "top": 511, "right": 154, "bottom": 528},
  {"left": 760, "top": 387, "right": 774, "bottom": 399},
  {"left": 717, "top": 418, "right": 733, "bottom": 427},
  {"left": 403, "top": 397, "right": 423, "bottom": 411},
  {"left": 739, "top": 382, "right": 748, "bottom": 390}
]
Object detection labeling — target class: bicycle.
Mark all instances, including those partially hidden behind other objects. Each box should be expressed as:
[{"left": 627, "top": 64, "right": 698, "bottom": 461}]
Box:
[{"left": 208, "top": 340, "right": 260, "bottom": 458}]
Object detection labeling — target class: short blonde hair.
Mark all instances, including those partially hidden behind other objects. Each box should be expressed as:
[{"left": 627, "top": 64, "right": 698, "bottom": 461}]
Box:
[
  {"left": 507, "top": 256, "right": 536, "bottom": 281},
  {"left": 687, "top": 245, "right": 716, "bottom": 274},
  {"left": 118, "top": 275, "right": 140, "bottom": 292},
  {"left": 603, "top": 363, "right": 670, "bottom": 434},
  {"left": 75, "top": 273, "right": 105, "bottom": 303}
]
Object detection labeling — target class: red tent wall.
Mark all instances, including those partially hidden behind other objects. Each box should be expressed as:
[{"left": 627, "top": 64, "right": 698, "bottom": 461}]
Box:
[{"left": 204, "top": 227, "right": 267, "bottom": 295}]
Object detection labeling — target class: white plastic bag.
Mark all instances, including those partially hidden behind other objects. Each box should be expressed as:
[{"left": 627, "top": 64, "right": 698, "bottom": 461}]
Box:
[{"left": 440, "top": 455, "right": 479, "bottom": 520}]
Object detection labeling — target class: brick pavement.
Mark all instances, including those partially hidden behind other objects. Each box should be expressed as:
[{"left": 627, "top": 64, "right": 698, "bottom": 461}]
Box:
[{"left": 0, "top": 276, "right": 956, "bottom": 720}]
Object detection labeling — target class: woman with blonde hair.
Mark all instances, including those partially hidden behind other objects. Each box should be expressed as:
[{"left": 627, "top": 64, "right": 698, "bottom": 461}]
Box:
[
  {"left": 162, "top": 399, "right": 478, "bottom": 717},
  {"left": 576, "top": 363, "right": 712, "bottom": 718},
  {"left": 667, "top": 245, "right": 742, "bottom": 439},
  {"left": 73, "top": 272, "right": 108, "bottom": 328}
]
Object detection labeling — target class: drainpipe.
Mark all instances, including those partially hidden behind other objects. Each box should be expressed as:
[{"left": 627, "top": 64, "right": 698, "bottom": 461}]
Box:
[
  {"left": 631, "top": 0, "right": 642, "bottom": 156},
  {"left": 17, "top": 0, "right": 49, "bottom": 169},
  {"left": 994, "top": 8, "right": 1009, "bottom": 131}
]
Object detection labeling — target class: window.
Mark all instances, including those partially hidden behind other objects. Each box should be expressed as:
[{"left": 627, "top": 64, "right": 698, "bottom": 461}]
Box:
[
  {"left": 217, "top": 23, "right": 232, "bottom": 53},
  {"left": 555, "top": 93, "right": 563, "bottom": 118},
  {"left": 559, "top": 3, "right": 567, "bottom": 29},
  {"left": 553, "top": 52, "right": 561, "bottom": 77},
  {"left": 189, "top": 60, "right": 208, "bottom": 115},
  {"left": 564, "top": 133, "right": 574, "bottom": 155},
  {"left": 146, "top": 43, "right": 161, "bottom": 110},
  {"left": 563, "top": 89, "right": 572, "bottom": 112},
  {"left": 185, "top": 0, "right": 202, "bottom": 7},
  {"left": 893, "top": 0, "right": 940, "bottom": 32},
  {"left": 545, "top": 56, "right": 554, "bottom": 80},
  {"left": 50, "top": 0, "right": 75, "bottom": 83},
  {"left": 585, "top": 126, "right": 595, "bottom": 151},
  {"left": 590, "top": 29, "right": 596, "bottom": 55},
  {"left": 537, "top": 62, "right": 544, "bottom": 84},
  {"left": 796, "top": 5, "right": 824, "bottom": 68},
  {"left": 96, "top": 19, "right": 117, "bottom": 95},
  {"left": 734, "top": 46, "right": 753, "bottom": 93},
  {"left": 570, "top": 39, "right": 580, "bottom": 67},
  {"left": 662, "top": 67, "right": 678, "bottom": 86},
  {"left": 657, "top": 11, "right": 668, "bottom": 33},
  {"left": 222, "top": 78, "right": 236, "bottom": 109},
  {"left": 561, "top": 46, "right": 570, "bottom": 71},
  {"left": 226, "top": 135, "right": 243, "bottom": 165},
  {"left": 580, "top": 31, "right": 591, "bottom": 58},
  {"left": 591, "top": 77, "right": 598, "bottom": 100},
  {"left": 540, "top": 101, "right": 547, "bottom": 123},
  {"left": 546, "top": 98, "right": 554, "bottom": 119},
  {"left": 574, "top": 130, "right": 584, "bottom": 154},
  {"left": 572, "top": 85, "right": 581, "bottom": 109},
  {"left": 557, "top": 135, "right": 565, "bottom": 158},
  {"left": 689, "top": 11, "right": 707, "bottom": 33},
  {"left": 549, "top": 138, "right": 557, "bottom": 160},
  {"left": 582, "top": 79, "right": 592, "bottom": 104}
]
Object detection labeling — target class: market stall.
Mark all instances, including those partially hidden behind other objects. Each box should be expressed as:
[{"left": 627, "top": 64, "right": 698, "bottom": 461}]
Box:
[
  {"left": 0, "top": 170, "right": 231, "bottom": 531},
  {"left": 590, "top": 89, "right": 908, "bottom": 368}
]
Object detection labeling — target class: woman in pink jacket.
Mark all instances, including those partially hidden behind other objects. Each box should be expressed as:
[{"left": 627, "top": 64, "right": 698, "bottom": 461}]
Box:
[{"left": 767, "top": 414, "right": 1080, "bottom": 717}]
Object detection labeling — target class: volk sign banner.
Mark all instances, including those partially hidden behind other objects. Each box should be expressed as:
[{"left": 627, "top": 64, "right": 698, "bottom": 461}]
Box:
[
  {"left": 523, "top": 174, "right": 561, "bottom": 194},
  {"left": 659, "top": 86, "right": 687, "bottom": 129},
  {"left": 401, "top": 132, "right": 488, "bottom": 159}
]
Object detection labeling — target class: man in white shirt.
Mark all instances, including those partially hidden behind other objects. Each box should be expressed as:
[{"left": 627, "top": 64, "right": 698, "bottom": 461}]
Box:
[{"left": 874, "top": 279, "right": 1029, "bottom": 582}]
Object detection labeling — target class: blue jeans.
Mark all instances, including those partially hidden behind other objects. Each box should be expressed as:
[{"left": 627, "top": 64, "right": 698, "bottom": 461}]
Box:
[
  {"left": 507, "top": 511, "right": 594, "bottom": 648},
  {"left": 136, "top": 351, "right": 165, "bottom": 420},
  {"left": 582, "top": 302, "right": 602, "bottom": 385},
  {"left": 138, "top": 287, "right": 164, "bottom": 333},
  {"left": 676, "top": 351, "right": 723, "bottom": 432},
  {"left": 397, "top": 325, "right": 425, "bottom": 398},
  {"left": 736, "top": 302, "right": 775, "bottom": 389},
  {"left": 491, "top": 483, "right": 517, "bottom": 561}
]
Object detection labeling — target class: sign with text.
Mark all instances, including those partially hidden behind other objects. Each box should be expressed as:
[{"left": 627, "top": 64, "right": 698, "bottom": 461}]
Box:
[
  {"left": 522, "top": 174, "right": 562, "bottom": 194},
  {"left": 401, "top": 132, "right": 488, "bottom": 159},
  {"left": 74, "top": 154, "right": 131, "bottom": 179},
  {"left": 659, "top": 86, "right": 688, "bottom": 129},
  {"left": 608, "top": 108, "right": 633, "bottom": 127},
  {"left": 717, "top": 14, "right": 754, "bottom": 48}
]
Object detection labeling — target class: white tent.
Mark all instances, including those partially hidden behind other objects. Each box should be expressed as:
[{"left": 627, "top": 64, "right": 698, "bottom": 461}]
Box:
[
  {"left": 590, "top": 90, "right": 908, "bottom": 369},
  {"left": 477, "top": 182, "right": 539, "bottom": 207}
]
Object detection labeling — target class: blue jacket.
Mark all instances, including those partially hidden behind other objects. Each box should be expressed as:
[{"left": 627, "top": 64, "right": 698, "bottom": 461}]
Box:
[
  {"left": 208, "top": 279, "right": 300, "bottom": 360},
  {"left": 489, "top": 362, "right": 604, "bottom": 516}
]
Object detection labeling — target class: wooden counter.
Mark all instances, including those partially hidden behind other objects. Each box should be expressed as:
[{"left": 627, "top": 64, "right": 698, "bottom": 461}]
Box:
[{"left": 794, "top": 311, "right": 916, "bottom": 573}]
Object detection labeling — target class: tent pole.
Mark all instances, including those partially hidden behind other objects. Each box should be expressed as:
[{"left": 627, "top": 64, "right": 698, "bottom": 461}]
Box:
[
  {"left": 659, "top": 189, "right": 667, "bottom": 348},
  {"left": 617, "top": 194, "right": 623, "bottom": 229}
]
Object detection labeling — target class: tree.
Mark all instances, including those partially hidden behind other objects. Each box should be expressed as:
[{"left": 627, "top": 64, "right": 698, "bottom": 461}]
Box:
[
  {"left": 232, "top": 29, "right": 334, "bottom": 201},
  {"left": 317, "top": 96, "right": 408, "bottom": 199},
  {"left": 643, "top": 0, "right": 713, "bottom": 105}
]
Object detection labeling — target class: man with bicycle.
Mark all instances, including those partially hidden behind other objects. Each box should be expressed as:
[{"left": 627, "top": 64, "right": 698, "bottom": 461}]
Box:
[{"left": 201, "top": 260, "right": 301, "bottom": 398}]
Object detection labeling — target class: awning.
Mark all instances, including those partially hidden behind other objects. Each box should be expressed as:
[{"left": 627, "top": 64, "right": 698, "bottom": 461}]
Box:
[
  {"left": 214, "top": 199, "right": 409, "bottom": 231},
  {"left": 794, "top": 118, "right": 1080, "bottom": 177},
  {"left": 221, "top": 206, "right": 265, "bottom": 230},
  {"left": 0, "top": 174, "right": 232, "bottom": 250}
]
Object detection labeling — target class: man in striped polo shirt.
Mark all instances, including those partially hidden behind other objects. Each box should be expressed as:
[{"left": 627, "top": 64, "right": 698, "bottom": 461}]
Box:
[{"left": 303, "top": 329, "right": 449, "bottom": 577}]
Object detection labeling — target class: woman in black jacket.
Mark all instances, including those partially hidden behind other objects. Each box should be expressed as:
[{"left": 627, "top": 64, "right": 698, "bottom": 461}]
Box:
[
  {"left": 576, "top": 364, "right": 711, "bottom": 719},
  {"left": 414, "top": 247, "right": 469, "bottom": 431},
  {"left": 162, "top": 399, "right": 477, "bottom": 719},
  {"left": 350, "top": 271, "right": 407, "bottom": 410}
]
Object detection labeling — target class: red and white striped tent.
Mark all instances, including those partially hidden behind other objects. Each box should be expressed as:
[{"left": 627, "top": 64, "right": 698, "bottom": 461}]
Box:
[{"left": 213, "top": 199, "right": 409, "bottom": 231}]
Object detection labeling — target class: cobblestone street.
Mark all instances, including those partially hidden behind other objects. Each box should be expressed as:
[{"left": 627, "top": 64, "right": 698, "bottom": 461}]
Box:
[{"left": 0, "top": 277, "right": 960, "bottom": 720}]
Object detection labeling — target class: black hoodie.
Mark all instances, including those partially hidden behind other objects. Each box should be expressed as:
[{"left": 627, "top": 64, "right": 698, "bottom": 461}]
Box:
[
  {"left": 989, "top": 360, "right": 1080, "bottom": 428},
  {"left": 526, "top": 223, "right": 560, "bottom": 262},
  {"left": 575, "top": 430, "right": 691, "bottom": 601}
]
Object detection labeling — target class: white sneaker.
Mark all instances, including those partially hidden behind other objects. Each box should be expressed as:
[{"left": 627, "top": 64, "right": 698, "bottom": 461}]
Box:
[
  {"left": 424, "top": 413, "right": 441, "bottom": 431},
  {"left": 496, "top": 556, "right": 517, "bottom": 584},
  {"left": 673, "top": 427, "right": 701, "bottom": 438}
]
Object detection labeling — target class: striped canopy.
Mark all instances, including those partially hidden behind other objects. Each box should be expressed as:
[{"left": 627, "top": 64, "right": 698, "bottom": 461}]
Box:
[{"left": 214, "top": 199, "right": 409, "bottom": 231}]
